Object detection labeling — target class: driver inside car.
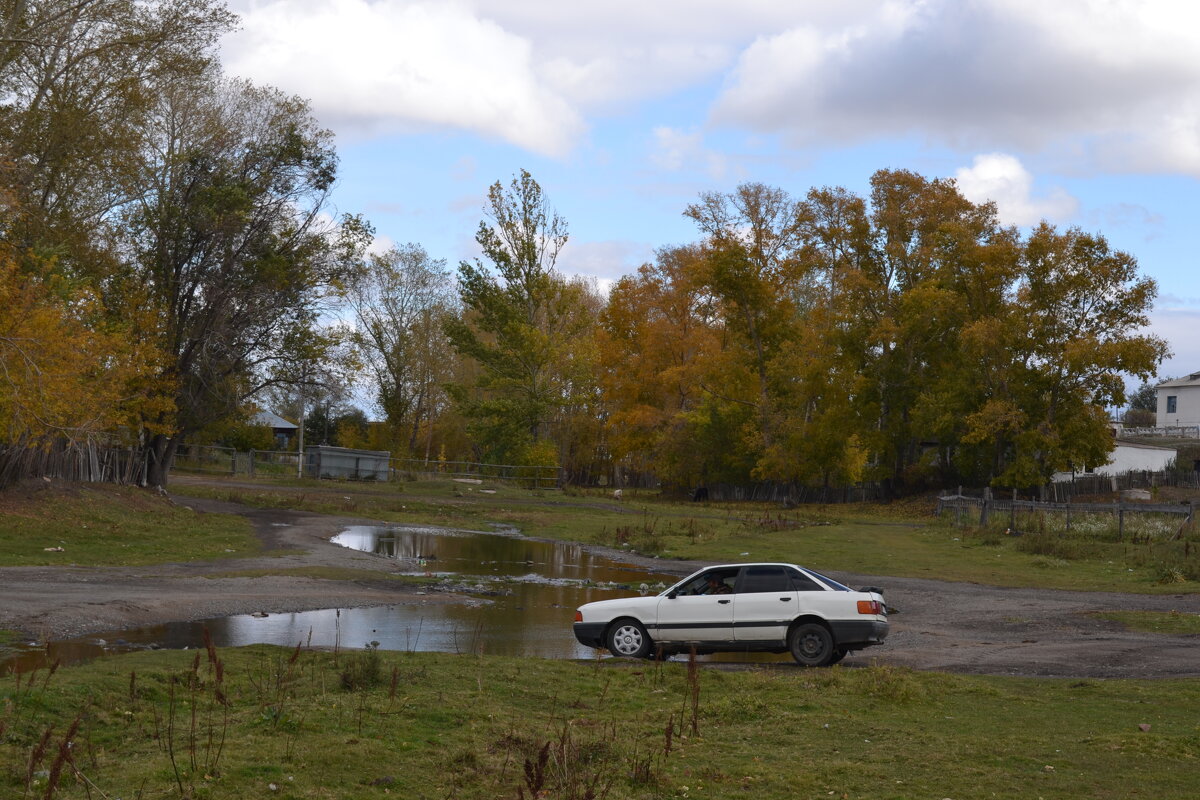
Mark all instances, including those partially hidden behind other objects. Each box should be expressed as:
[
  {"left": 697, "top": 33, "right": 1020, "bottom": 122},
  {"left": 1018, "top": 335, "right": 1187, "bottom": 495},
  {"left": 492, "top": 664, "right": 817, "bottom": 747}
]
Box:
[{"left": 703, "top": 574, "right": 732, "bottom": 594}]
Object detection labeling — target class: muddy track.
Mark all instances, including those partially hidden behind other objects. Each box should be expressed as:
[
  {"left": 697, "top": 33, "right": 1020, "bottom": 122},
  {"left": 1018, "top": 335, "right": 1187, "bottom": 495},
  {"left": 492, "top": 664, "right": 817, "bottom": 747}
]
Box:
[{"left": 1, "top": 492, "right": 1197, "bottom": 679}]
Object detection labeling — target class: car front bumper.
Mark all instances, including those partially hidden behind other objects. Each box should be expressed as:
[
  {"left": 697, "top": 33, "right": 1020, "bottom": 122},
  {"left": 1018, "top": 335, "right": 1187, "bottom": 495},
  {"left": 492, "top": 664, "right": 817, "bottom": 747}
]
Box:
[{"left": 573, "top": 622, "right": 608, "bottom": 649}]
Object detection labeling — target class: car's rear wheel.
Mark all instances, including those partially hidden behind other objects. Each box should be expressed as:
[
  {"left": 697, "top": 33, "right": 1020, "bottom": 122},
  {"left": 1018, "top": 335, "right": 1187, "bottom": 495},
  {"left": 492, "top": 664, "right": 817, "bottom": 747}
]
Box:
[
  {"left": 789, "top": 622, "right": 834, "bottom": 667},
  {"left": 606, "top": 619, "right": 651, "bottom": 658}
]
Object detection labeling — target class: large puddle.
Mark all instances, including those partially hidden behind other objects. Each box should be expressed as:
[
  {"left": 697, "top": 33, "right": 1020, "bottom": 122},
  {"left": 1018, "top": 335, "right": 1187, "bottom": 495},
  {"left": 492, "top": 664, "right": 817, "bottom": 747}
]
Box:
[{"left": 2, "top": 525, "right": 688, "bottom": 673}]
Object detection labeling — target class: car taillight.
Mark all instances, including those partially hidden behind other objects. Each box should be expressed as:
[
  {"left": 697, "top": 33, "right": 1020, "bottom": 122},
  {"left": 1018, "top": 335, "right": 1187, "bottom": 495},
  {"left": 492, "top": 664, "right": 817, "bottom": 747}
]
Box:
[
  {"left": 574, "top": 610, "right": 583, "bottom": 622},
  {"left": 857, "top": 600, "right": 883, "bottom": 615}
]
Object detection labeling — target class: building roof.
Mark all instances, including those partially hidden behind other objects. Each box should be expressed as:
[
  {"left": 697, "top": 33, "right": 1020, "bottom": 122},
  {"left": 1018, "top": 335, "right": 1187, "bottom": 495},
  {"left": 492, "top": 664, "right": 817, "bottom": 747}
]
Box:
[
  {"left": 251, "top": 410, "right": 298, "bottom": 430},
  {"left": 1113, "top": 439, "right": 1177, "bottom": 452},
  {"left": 1156, "top": 372, "right": 1200, "bottom": 388}
]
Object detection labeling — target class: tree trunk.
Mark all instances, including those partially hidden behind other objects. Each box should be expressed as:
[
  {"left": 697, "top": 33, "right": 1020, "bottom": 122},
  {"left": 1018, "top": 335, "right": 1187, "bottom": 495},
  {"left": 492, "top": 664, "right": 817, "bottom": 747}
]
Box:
[{"left": 143, "top": 432, "right": 180, "bottom": 489}]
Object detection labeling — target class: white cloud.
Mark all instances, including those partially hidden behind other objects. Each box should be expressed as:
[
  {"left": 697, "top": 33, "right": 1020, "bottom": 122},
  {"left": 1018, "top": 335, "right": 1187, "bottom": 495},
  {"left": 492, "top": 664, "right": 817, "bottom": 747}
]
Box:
[
  {"left": 220, "top": 1, "right": 1200, "bottom": 175},
  {"left": 955, "top": 153, "right": 1077, "bottom": 226},
  {"left": 221, "top": 1, "right": 886, "bottom": 155},
  {"left": 711, "top": 0, "right": 1200, "bottom": 175},
  {"left": 222, "top": 1, "right": 584, "bottom": 156},
  {"left": 367, "top": 234, "right": 396, "bottom": 257},
  {"left": 555, "top": 239, "right": 654, "bottom": 285},
  {"left": 1146, "top": 307, "right": 1200, "bottom": 377},
  {"left": 650, "top": 127, "right": 728, "bottom": 179}
]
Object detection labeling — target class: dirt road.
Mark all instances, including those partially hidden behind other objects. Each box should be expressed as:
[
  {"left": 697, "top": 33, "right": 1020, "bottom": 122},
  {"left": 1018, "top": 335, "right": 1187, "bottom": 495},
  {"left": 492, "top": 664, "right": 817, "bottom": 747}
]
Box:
[{"left": 2, "top": 494, "right": 1197, "bottom": 679}]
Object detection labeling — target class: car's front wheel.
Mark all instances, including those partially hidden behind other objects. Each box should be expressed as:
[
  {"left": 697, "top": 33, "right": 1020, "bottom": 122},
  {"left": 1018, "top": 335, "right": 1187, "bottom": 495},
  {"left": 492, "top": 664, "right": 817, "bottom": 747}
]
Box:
[
  {"left": 789, "top": 622, "right": 834, "bottom": 667},
  {"left": 606, "top": 619, "right": 651, "bottom": 658}
]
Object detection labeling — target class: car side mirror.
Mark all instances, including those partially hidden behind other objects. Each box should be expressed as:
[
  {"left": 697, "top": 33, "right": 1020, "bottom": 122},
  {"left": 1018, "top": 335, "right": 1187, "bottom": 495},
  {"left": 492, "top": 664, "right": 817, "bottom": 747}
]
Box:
[{"left": 667, "top": 591, "right": 678, "bottom": 600}]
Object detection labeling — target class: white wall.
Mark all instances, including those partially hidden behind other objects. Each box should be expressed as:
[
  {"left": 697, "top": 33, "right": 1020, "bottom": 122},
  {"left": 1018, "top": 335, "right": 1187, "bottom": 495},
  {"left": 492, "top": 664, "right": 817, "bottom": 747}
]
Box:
[
  {"left": 1105, "top": 443, "right": 1176, "bottom": 474},
  {"left": 1156, "top": 384, "right": 1200, "bottom": 427},
  {"left": 1052, "top": 442, "right": 1176, "bottom": 482}
]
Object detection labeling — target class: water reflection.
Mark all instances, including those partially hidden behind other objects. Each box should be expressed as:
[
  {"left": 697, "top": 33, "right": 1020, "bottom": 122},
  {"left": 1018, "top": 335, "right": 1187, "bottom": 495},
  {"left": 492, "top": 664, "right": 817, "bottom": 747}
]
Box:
[{"left": 4, "top": 525, "right": 695, "bottom": 673}]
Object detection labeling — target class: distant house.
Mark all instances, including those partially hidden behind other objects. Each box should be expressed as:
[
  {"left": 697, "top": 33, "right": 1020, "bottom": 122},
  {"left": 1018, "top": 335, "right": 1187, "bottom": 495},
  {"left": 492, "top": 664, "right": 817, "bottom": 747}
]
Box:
[
  {"left": 1052, "top": 439, "right": 1177, "bottom": 482},
  {"left": 251, "top": 410, "right": 298, "bottom": 449},
  {"left": 1156, "top": 372, "right": 1200, "bottom": 428}
]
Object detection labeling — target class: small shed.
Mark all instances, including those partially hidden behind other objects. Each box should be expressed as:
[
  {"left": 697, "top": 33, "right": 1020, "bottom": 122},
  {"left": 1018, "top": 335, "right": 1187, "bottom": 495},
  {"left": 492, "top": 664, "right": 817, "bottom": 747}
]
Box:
[
  {"left": 303, "top": 445, "right": 390, "bottom": 481},
  {"left": 251, "top": 410, "right": 298, "bottom": 449}
]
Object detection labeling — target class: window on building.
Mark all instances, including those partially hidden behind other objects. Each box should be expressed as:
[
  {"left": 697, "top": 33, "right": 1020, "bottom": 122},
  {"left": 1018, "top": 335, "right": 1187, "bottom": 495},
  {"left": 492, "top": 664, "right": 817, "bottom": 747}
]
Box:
[{"left": 1167, "top": 395, "right": 1177, "bottom": 414}]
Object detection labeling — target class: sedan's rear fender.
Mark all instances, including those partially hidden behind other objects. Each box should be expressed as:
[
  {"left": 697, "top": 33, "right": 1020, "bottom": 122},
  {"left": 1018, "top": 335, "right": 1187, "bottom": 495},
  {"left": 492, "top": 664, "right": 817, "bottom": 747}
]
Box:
[{"left": 786, "top": 615, "right": 832, "bottom": 643}]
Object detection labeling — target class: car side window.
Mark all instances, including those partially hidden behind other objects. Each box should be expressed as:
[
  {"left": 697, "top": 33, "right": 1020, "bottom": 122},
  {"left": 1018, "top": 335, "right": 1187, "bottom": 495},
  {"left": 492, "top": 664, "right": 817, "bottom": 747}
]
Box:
[
  {"left": 786, "top": 567, "right": 824, "bottom": 591},
  {"left": 676, "top": 570, "right": 737, "bottom": 595},
  {"left": 737, "top": 566, "right": 791, "bottom": 593}
]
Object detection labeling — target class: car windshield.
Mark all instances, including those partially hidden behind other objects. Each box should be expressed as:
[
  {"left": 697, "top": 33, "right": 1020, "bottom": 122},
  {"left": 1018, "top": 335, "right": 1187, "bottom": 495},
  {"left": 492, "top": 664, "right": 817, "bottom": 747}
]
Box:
[{"left": 798, "top": 567, "right": 852, "bottom": 592}]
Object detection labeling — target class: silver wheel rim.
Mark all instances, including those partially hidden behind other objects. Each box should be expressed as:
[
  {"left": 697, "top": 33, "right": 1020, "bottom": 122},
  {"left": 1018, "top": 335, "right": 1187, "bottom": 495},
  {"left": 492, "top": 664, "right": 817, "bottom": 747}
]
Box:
[{"left": 611, "top": 624, "right": 644, "bottom": 656}]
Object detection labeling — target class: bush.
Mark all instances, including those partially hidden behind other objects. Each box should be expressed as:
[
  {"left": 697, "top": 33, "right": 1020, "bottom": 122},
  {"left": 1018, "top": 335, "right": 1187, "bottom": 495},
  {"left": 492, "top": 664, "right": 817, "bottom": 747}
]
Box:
[{"left": 341, "top": 641, "right": 383, "bottom": 691}]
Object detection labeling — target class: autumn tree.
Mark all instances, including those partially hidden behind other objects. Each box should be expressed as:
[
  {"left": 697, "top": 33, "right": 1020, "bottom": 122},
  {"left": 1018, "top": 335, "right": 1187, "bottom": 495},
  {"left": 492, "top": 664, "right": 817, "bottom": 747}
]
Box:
[
  {"left": 683, "top": 183, "right": 808, "bottom": 459},
  {"left": 598, "top": 245, "right": 721, "bottom": 486},
  {"left": 978, "top": 225, "right": 1167, "bottom": 486},
  {"left": 0, "top": 245, "right": 151, "bottom": 449},
  {"left": 611, "top": 170, "right": 1166, "bottom": 493}
]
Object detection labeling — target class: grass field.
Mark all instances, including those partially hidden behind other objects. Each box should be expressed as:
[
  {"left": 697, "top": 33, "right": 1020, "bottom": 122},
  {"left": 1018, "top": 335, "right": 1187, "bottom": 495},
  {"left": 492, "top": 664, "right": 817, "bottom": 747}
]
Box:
[
  {"left": 169, "top": 475, "right": 1200, "bottom": 594},
  {"left": 0, "top": 483, "right": 259, "bottom": 567},
  {"left": 3, "top": 646, "right": 1199, "bottom": 799},
  {"left": 1090, "top": 609, "right": 1200, "bottom": 635}
]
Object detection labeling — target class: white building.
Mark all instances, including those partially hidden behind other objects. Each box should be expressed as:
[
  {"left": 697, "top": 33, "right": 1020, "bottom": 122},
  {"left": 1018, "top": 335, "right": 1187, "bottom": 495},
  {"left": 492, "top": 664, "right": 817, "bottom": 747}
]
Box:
[
  {"left": 1156, "top": 372, "right": 1200, "bottom": 428},
  {"left": 1052, "top": 439, "right": 1176, "bottom": 482}
]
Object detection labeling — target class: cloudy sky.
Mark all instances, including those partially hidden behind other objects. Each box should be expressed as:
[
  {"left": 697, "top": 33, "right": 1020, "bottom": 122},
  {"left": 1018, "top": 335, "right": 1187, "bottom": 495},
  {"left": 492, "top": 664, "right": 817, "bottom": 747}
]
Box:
[{"left": 222, "top": 0, "right": 1200, "bottom": 380}]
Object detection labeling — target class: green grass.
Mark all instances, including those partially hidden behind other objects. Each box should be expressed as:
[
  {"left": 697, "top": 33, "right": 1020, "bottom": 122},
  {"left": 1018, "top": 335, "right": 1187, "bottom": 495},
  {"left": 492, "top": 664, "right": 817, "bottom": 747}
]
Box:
[
  {"left": 0, "top": 484, "right": 259, "bottom": 567},
  {"left": 170, "top": 476, "right": 1200, "bottom": 594},
  {"left": 1091, "top": 610, "right": 1200, "bottom": 635},
  {"left": 3, "top": 646, "right": 1199, "bottom": 799}
]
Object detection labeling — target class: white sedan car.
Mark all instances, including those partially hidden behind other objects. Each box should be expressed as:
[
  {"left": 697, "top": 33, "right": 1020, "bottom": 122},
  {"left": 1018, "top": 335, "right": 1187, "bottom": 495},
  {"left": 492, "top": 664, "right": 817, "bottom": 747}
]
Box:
[{"left": 573, "top": 562, "right": 888, "bottom": 666}]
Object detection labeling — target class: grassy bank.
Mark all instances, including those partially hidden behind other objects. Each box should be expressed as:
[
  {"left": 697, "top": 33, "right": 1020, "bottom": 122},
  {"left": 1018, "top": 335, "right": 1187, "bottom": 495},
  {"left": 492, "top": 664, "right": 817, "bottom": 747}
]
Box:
[
  {"left": 170, "top": 476, "right": 1200, "bottom": 594},
  {"left": 0, "top": 483, "right": 259, "bottom": 567},
  {"left": 3, "top": 646, "right": 1198, "bottom": 799}
]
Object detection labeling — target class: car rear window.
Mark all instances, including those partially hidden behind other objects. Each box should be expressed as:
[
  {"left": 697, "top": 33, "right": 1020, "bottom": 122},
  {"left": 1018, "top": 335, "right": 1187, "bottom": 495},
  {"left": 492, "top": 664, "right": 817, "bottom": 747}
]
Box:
[
  {"left": 785, "top": 567, "right": 825, "bottom": 591},
  {"left": 798, "top": 567, "right": 852, "bottom": 591}
]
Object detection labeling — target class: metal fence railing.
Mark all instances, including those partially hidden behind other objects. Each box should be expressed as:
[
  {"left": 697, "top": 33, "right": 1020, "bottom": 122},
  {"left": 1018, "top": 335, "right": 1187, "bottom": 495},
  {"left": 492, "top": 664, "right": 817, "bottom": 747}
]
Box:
[
  {"left": 1120, "top": 426, "right": 1200, "bottom": 439},
  {"left": 170, "top": 445, "right": 561, "bottom": 489},
  {"left": 173, "top": 443, "right": 237, "bottom": 476},
  {"left": 390, "top": 458, "right": 560, "bottom": 489}
]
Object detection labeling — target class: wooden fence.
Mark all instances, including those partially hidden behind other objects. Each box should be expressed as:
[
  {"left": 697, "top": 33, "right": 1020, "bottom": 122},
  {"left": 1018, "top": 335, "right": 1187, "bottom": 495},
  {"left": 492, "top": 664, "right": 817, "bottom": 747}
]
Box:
[
  {"left": 937, "top": 492, "right": 1196, "bottom": 541},
  {"left": 1049, "top": 469, "right": 1200, "bottom": 500},
  {"left": 702, "top": 482, "right": 884, "bottom": 504},
  {"left": 0, "top": 437, "right": 145, "bottom": 489}
]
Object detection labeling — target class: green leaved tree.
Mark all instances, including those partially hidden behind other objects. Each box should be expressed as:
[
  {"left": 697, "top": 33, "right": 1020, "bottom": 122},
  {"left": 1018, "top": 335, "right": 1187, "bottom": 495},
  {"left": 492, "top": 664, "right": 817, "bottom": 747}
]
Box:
[{"left": 445, "top": 170, "right": 595, "bottom": 467}]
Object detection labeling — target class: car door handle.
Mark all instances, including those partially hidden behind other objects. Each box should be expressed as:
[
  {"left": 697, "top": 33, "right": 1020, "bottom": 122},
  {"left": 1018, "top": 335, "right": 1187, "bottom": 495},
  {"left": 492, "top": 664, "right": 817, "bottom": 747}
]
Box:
[
  {"left": 779, "top": 597, "right": 792, "bottom": 601},
  {"left": 717, "top": 599, "right": 731, "bottom": 604}
]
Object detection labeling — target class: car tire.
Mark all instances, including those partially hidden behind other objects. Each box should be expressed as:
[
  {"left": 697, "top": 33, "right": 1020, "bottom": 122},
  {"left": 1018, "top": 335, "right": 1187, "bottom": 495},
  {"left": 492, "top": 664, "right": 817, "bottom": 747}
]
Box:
[
  {"left": 606, "top": 619, "right": 652, "bottom": 658},
  {"left": 828, "top": 648, "right": 848, "bottom": 665},
  {"left": 789, "top": 622, "right": 834, "bottom": 667}
]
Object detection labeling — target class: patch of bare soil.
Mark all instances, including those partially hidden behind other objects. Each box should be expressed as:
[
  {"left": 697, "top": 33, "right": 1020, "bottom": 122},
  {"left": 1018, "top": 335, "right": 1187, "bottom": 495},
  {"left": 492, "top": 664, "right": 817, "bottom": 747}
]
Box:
[{"left": 1, "top": 489, "right": 1197, "bottom": 678}]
